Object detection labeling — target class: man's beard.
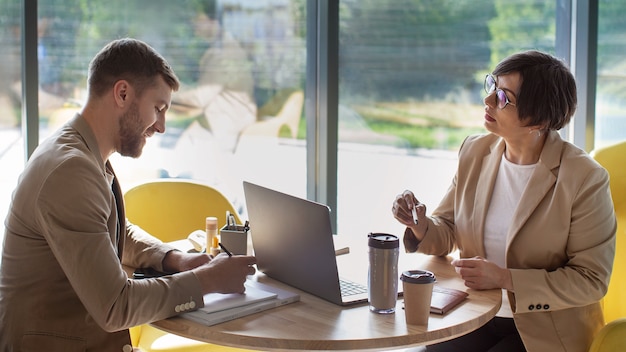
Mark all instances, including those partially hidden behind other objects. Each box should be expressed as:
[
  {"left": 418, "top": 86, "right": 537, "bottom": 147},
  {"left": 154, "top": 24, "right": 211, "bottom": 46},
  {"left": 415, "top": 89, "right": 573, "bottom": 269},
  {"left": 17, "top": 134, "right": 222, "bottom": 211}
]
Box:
[{"left": 118, "top": 102, "right": 147, "bottom": 158}]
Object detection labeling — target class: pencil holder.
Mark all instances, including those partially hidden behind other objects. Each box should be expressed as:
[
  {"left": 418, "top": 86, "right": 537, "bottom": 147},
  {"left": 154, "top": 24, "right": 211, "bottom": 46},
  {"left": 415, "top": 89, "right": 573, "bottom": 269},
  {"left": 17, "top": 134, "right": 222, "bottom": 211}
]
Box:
[{"left": 219, "top": 224, "right": 249, "bottom": 255}]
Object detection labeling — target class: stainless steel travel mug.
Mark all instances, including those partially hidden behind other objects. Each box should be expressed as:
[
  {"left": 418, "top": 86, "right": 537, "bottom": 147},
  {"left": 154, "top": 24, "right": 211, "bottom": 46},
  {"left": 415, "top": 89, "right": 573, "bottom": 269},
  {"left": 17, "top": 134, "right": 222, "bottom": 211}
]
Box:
[{"left": 368, "top": 233, "right": 400, "bottom": 313}]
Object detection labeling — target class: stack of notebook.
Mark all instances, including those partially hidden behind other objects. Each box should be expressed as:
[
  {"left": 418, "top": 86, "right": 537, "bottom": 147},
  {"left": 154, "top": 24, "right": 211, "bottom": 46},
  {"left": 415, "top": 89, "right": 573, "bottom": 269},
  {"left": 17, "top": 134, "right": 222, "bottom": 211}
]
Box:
[{"left": 183, "top": 280, "right": 300, "bottom": 326}]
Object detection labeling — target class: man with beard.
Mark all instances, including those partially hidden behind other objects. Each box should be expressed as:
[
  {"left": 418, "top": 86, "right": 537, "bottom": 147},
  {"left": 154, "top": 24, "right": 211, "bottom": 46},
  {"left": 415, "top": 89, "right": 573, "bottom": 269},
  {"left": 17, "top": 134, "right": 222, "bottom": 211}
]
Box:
[{"left": 0, "top": 38, "right": 256, "bottom": 351}]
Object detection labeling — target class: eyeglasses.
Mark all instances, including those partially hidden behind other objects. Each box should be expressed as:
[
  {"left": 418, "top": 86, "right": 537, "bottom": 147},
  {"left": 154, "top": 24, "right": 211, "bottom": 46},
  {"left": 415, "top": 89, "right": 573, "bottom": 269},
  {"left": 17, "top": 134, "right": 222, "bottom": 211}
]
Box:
[{"left": 484, "top": 74, "right": 516, "bottom": 110}]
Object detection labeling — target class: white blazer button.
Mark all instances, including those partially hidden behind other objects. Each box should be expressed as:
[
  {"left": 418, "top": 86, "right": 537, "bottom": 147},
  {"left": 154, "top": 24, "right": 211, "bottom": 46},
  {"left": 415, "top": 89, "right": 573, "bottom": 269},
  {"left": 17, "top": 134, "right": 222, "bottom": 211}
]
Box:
[
  {"left": 184, "top": 303, "right": 191, "bottom": 310},
  {"left": 190, "top": 300, "right": 196, "bottom": 309},
  {"left": 123, "top": 344, "right": 133, "bottom": 352},
  {"left": 175, "top": 305, "right": 181, "bottom": 312}
]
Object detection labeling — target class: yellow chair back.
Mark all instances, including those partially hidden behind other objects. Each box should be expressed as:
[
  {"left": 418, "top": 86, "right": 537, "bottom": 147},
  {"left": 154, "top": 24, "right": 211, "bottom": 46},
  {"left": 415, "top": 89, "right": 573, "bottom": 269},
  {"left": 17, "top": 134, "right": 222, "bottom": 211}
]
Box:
[
  {"left": 124, "top": 178, "right": 241, "bottom": 243},
  {"left": 588, "top": 318, "right": 626, "bottom": 352},
  {"left": 124, "top": 178, "right": 253, "bottom": 352},
  {"left": 591, "top": 141, "right": 626, "bottom": 323}
]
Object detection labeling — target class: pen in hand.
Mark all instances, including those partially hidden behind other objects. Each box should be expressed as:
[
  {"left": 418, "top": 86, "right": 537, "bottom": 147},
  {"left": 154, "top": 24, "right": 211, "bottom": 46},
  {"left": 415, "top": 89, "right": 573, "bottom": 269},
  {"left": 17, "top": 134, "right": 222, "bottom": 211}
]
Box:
[
  {"left": 411, "top": 204, "right": 419, "bottom": 225},
  {"left": 219, "top": 243, "right": 233, "bottom": 257}
]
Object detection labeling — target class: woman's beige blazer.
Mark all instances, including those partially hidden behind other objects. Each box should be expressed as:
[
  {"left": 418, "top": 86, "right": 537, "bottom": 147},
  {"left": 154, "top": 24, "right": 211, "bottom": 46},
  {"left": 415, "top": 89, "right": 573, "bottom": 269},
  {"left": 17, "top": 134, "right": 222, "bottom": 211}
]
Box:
[{"left": 405, "top": 131, "right": 616, "bottom": 352}]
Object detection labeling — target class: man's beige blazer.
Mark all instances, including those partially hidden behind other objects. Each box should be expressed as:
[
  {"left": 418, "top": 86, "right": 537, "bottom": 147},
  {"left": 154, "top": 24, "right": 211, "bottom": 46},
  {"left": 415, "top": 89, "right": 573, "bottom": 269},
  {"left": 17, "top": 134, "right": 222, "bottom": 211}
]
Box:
[{"left": 0, "top": 115, "right": 204, "bottom": 351}]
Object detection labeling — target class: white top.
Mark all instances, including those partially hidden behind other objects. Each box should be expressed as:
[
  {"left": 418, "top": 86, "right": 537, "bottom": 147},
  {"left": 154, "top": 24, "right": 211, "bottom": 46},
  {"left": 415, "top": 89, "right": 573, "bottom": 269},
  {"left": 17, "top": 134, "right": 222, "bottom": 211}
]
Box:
[{"left": 484, "top": 154, "right": 536, "bottom": 317}]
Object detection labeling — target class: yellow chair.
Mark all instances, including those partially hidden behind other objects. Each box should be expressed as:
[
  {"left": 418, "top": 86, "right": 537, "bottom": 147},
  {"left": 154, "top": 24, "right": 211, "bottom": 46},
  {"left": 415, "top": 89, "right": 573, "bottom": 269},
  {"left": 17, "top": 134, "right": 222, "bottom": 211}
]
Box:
[
  {"left": 124, "top": 178, "right": 255, "bottom": 352},
  {"left": 588, "top": 318, "right": 626, "bottom": 352},
  {"left": 591, "top": 141, "right": 626, "bottom": 323},
  {"left": 124, "top": 178, "right": 241, "bottom": 243}
]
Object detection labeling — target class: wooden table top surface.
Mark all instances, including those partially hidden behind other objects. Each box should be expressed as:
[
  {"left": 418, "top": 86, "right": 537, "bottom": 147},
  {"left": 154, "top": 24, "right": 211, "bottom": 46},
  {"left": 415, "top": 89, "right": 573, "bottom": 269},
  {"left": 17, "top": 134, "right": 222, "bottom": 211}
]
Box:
[{"left": 152, "top": 243, "right": 502, "bottom": 351}]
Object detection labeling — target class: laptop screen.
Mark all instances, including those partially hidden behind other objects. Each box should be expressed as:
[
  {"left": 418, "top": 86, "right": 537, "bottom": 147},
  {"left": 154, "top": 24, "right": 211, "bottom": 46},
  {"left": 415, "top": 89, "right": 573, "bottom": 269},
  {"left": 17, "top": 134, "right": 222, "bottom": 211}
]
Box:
[{"left": 243, "top": 181, "right": 347, "bottom": 305}]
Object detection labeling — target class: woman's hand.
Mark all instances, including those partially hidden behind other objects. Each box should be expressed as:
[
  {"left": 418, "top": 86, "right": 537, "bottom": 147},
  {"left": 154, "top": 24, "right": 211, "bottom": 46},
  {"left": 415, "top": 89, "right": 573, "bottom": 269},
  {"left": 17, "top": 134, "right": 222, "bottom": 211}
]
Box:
[
  {"left": 392, "top": 190, "right": 428, "bottom": 241},
  {"left": 451, "top": 256, "right": 513, "bottom": 291}
]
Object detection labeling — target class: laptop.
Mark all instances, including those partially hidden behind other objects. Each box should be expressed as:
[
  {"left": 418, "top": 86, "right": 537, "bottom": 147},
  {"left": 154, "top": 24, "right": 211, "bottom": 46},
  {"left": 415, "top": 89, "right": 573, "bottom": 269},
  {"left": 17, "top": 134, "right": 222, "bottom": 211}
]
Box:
[{"left": 243, "top": 181, "right": 370, "bottom": 306}]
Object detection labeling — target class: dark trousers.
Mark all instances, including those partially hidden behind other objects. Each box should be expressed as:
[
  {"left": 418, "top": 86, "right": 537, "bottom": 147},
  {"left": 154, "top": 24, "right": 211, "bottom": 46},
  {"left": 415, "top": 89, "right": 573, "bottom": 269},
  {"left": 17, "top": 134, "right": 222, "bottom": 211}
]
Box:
[{"left": 426, "top": 317, "right": 526, "bottom": 352}]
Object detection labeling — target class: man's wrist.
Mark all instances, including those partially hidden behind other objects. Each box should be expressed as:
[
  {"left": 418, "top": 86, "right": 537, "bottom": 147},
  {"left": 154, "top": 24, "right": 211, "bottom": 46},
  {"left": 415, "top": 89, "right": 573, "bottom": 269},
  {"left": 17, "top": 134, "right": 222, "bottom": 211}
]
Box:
[{"left": 162, "top": 249, "right": 183, "bottom": 273}]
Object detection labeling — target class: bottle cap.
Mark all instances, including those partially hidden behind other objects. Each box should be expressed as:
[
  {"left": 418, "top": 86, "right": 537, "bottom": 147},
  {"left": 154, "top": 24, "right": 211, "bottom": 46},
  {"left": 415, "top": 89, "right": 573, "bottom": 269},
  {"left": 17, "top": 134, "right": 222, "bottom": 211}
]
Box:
[
  {"left": 205, "top": 216, "right": 218, "bottom": 230},
  {"left": 368, "top": 233, "right": 399, "bottom": 249}
]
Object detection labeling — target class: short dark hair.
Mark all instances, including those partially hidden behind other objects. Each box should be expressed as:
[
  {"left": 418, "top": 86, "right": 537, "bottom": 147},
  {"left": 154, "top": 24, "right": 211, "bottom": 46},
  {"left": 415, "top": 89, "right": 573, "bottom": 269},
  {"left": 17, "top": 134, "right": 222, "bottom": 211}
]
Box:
[
  {"left": 87, "top": 38, "right": 180, "bottom": 98},
  {"left": 493, "top": 50, "right": 577, "bottom": 131}
]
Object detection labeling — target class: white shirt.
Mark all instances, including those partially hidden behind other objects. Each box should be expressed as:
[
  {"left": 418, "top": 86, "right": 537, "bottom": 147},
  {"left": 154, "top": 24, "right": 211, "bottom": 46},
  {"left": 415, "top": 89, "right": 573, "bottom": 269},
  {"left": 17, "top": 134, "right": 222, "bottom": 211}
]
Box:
[{"left": 484, "top": 154, "right": 536, "bottom": 317}]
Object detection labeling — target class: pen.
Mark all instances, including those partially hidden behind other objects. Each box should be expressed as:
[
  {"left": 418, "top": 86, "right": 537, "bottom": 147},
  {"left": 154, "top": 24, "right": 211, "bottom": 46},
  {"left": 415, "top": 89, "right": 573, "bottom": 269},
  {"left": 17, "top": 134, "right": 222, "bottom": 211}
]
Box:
[
  {"left": 411, "top": 204, "right": 419, "bottom": 225},
  {"left": 227, "top": 212, "right": 236, "bottom": 230},
  {"left": 219, "top": 243, "right": 233, "bottom": 257}
]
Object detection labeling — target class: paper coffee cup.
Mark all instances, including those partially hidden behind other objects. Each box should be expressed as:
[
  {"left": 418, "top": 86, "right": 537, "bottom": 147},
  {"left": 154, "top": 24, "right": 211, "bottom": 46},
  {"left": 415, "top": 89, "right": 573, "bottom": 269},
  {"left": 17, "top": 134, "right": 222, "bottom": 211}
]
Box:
[{"left": 401, "top": 270, "right": 436, "bottom": 325}]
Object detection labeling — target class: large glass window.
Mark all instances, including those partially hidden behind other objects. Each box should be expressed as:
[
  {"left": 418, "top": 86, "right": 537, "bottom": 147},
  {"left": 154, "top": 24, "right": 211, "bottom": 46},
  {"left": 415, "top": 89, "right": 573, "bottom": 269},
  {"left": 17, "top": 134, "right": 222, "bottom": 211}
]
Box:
[
  {"left": 596, "top": 0, "right": 626, "bottom": 147},
  {"left": 34, "top": 0, "right": 307, "bottom": 217},
  {"left": 1, "top": 0, "right": 618, "bottom": 248},
  {"left": 336, "top": 0, "right": 557, "bottom": 238}
]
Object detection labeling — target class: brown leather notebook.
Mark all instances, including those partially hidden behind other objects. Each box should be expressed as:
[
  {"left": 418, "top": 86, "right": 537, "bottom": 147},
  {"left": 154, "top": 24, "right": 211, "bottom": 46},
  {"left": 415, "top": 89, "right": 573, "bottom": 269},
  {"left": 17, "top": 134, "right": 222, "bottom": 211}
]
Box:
[{"left": 430, "top": 286, "right": 469, "bottom": 314}]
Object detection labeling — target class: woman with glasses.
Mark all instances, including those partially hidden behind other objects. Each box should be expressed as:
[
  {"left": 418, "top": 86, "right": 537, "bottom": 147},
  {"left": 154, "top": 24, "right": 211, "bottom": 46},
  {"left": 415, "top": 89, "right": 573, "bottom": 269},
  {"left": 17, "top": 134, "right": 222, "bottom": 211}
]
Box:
[{"left": 392, "top": 50, "right": 616, "bottom": 352}]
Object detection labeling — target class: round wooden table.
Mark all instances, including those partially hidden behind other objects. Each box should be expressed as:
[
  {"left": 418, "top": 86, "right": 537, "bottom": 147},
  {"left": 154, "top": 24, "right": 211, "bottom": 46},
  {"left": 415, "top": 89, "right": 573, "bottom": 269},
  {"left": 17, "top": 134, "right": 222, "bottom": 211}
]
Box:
[{"left": 151, "top": 251, "right": 502, "bottom": 351}]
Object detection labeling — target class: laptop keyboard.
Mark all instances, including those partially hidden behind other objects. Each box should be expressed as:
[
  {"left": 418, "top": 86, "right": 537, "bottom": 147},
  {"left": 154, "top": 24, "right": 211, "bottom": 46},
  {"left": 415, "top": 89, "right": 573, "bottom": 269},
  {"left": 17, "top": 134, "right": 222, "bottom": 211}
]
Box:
[{"left": 340, "top": 278, "right": 367, "bottom": 296}]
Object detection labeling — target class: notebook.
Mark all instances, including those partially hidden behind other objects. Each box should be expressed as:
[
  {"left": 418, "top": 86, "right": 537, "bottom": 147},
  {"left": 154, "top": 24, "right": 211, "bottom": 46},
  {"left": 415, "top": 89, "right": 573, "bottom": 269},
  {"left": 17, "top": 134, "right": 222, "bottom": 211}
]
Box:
[
  {"left": 428, "top": 286, "right": 469, "bottom": 315},
  {"left": 198, "top": 282, "right": 277, "bottom": 314},
  {"left": 183, "top": 280, "right": 300, "bottom": 326},
  {"left": 243, "top": 181, "right": 376, "bottom": 306}
]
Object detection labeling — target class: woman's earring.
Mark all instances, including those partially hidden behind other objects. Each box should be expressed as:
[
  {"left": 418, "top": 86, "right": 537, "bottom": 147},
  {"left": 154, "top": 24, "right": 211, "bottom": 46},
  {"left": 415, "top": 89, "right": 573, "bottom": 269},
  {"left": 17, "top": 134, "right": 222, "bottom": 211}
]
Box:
[{"left": 530, "top": 128, "right": 543, "bottom": 137}]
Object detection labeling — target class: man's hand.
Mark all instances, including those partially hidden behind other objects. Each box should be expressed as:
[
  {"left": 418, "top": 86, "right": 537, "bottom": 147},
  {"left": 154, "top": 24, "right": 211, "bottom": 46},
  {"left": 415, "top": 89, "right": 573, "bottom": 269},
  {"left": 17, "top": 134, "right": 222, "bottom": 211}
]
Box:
[
  {"left": 451, "top": 256, "right": 513, "bottom": 291},
  {"left": 193, "top": 254, "right": 257, "bottom": 294},
  {"left": 161, "top": 250, "right": 257, "bottom": 294}
]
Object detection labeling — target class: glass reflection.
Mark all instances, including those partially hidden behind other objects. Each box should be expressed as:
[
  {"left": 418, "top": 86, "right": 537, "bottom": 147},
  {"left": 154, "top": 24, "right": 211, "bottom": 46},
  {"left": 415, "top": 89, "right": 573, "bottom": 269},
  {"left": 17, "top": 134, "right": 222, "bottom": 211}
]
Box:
[{"left": 28, "top": 0, "right": 307, "bottom": 216}]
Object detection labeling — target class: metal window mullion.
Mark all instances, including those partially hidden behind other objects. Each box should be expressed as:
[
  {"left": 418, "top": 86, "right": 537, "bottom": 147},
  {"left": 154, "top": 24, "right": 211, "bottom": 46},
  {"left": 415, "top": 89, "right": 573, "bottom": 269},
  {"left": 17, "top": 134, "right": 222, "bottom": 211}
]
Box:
[
  {"left": 555, "top": 0, "right": 572, "bottom": 142},
  {"left": 22, "top": 0, "right": 39, "bottom": 161},
  {"left": 568, "top": 0, "right": 598, "bottom": 152},
  {"left": 306, "top": 0, "right": 339, "bottom": 232}
]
